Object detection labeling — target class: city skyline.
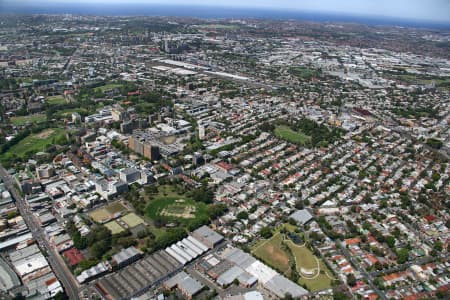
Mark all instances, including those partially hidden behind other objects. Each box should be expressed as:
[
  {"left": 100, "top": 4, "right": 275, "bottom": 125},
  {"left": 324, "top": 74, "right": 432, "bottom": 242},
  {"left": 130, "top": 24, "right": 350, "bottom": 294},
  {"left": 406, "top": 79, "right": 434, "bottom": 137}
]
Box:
[{"left": 2, "top": 0, "right": 450, "bottom": 23}]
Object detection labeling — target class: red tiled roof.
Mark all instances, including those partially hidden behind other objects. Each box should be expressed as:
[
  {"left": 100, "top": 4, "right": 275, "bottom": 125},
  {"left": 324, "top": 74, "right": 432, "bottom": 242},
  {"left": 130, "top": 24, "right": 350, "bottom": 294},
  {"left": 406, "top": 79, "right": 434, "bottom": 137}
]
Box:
[
  {"left": 216, "top": 161, "right": 233, "bottom": 171},
  {"left": 424, "top": 215, "right": 436, "bottom": 222},
  {"left": 345, "top": 237, "right": 361, "bottom": 245}
]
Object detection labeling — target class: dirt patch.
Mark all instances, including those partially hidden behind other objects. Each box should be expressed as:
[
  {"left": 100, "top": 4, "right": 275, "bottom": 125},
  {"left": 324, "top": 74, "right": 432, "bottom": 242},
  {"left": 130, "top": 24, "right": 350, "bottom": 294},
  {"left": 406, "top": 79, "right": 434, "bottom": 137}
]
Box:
[
  {"left": 263, "top": 244, "right": 290, "bottom": 267},
  {"left": 160, "top": 200, "right": 197, "bottom": 219},
  {"left": 35, "top": 129, "right": 55, "bottom": 139}
]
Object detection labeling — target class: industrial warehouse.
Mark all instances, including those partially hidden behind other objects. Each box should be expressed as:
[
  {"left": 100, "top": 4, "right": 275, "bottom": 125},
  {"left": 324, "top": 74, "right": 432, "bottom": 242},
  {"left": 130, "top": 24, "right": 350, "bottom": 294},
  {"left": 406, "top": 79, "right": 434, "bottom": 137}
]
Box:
[{"left": 96, "top": 226, "right": 223, "bottom": 299}]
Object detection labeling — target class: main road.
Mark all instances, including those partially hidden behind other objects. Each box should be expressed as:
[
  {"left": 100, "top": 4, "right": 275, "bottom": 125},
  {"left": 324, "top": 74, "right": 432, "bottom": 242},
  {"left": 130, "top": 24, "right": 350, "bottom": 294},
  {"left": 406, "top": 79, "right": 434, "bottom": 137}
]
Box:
[{"left": 0, "top": 164, "right": 80, "bottom": 300}]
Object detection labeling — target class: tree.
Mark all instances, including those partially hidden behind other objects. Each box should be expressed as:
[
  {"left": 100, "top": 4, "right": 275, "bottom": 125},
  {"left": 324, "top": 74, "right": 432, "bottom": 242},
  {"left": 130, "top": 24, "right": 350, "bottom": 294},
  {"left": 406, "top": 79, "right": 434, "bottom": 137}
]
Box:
[
  {"left": 426, "top": 138, "right": 443, "bottom": 149},
  {"left": 294, "top": 200, "right": 304, "bottom": 210},
  {"left": 347, "top": 274, "right": 357, "bottom": 287},
  {"left": 237, "top": 211, "right": 249, "bottom": 220},
  {"left": 396, "top": 248, "right": 409, "bottom": 264},
  {"left": 386, "top": 236, "right": 396, "bottom": 249},
  {"left": 433, "top": 240, "right": 443, "bottom": 252},
  {"left": 333, "top": 291, "right": 350, "bottom": 300},
  {"left": 54, "top": 292, "right": 69, "bottom": 300},
  {"left": 207, "top": 203, "right": 228, "bottom": 219},
  {"left": 282, "top": 293, "right": 293, "bottom": 300},
  {"left": 260, "top": 227, "right": 273, "bottom": 239}
]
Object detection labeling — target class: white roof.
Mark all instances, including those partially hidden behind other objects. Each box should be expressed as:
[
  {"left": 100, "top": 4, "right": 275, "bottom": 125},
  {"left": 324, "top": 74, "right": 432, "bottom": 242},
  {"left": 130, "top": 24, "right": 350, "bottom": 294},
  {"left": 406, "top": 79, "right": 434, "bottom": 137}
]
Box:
[
  {"left": 14, "top": 254, "right": 48, "bottom": 276},
  {"left": 245, "top": 260, "right": 277, "bottom": 284}
]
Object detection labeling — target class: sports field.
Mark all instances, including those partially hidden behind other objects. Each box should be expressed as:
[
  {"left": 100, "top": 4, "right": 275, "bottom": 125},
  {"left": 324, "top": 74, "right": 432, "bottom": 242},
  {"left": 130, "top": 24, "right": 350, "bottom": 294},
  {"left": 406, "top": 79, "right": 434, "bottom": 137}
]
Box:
[
  {"left": 10, "top": 114, "right": 47, "bottom": 126},
  {"left": 274, "top": 125, "right": 311, "bottom": 145},
  {"left": 0, "top": 128, "right": 65, "bottom": 161},
  {"left": 105, "top": 221, "right": 125, "bottom": 234},
  {"left": 89, "top": 208, "right": 111, "bottom": 223},
  {"left": 89, "top": 202, "right": 128, "bottom": 223},
  {"left": 120, "top": 213, "right": 145, "bottom": 228},
  {"left": 252, "top": 233, "right": 290, "bottom": 274},
  {"left": 47, "top": 95, "right": 67, "bottom": 105},
  {"left": 97, "top": 83, "right": 122, "bottom": 92},
  {"left": 107, "top": 202, "right": 127, "bottom": 214},
  {"left": 146, "top": 196, "right": 207, "bottom": 224}
]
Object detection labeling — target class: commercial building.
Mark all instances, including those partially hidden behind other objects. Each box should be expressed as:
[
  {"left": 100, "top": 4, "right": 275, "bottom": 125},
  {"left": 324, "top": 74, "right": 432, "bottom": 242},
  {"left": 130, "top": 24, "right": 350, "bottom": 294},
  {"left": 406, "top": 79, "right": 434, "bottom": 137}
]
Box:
[
  {"left": 163, "top": 271, "right": 204, "bottom": 300},
  {"left": 77, "top": 261, "right": 110, "bottom": 283},
  {"left": 289, "top": 209, "right": 314, "bottom": 225},
  {"left": 96, "top": 250, "right": 182, "bottom": 300},
  {"left": 112, "top": 246, "right": 143, "bottom": 269},
  {"left": 191, "top": 225, "right": 224, "bottom": 249},
  {"left": 35, "top": 164, "right": 55, "bottom": 180},
  {"left": 119, "top": 168, "right": 141, "bottom": 184},
  {"left": 128, "top": 135, "right": 160, "bottom": 160},
  {"left": 221, "top": 247, "right": 308, "bottom": 299}
]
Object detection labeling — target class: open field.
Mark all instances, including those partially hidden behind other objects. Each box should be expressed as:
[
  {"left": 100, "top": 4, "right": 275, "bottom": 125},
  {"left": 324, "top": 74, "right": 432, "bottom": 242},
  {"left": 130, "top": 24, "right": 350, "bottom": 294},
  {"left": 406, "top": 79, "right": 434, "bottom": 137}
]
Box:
[
  {"left": 0, "top": 128, "right": 65, "bottom": 161},
  {"left": 105, "top": 221, "right": 125, "bottom": 234},
  {"left": 120, "top": 213, "right": 145, "bottom": 228},
  {"left": 275, "top": 125, "right": 311, "bottom": 145},
  {"left": 106, "top": 202, "right": 127, "bottom": 214},
  {"left": 89, "top": 208, "right": 111, "bottom": 223},
  {"left": 252, "top": 233, "right": 290, "bottom": 274},
  {"left": 47, "top": 95, "right": 67, "bottom": 105},
  {"left": 286, "top": 240, "right": 334, "bottom": 292},
  {"left": 10, "top": 114, "right": 47, "bottom": 126},
  {"left": 97, "top": 83, "right": 122, "bottom": 92},
  {"left": 146, "top": 196, "right": 207, "bottom": 225},
  {"left": 89, "top": 202, "right": 128, "bottom": 223},
  {"left": 289, "top": 66, "right": 320, "bottom": 80},
  {"left": 54, "top": 108, "right": 90, "bottom": 119},
  {"left": 251, "top": 223, "right": 335, "bottom": 292}
]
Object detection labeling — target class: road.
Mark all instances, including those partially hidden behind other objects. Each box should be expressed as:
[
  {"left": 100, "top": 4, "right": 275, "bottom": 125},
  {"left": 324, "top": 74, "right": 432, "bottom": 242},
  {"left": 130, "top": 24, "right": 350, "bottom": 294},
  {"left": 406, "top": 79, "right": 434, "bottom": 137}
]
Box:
[
  {"left": 0, "top": 164, "right": 80, "bottom": 300},
  {"left": 339, "top": 242, "right": 388, "bottom": 300}
]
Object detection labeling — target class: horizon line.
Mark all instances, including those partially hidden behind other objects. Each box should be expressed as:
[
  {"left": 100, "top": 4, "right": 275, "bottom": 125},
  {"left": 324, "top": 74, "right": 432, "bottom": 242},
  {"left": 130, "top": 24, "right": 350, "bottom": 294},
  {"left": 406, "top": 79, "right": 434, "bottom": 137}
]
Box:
[{"left": 1, "top": 3, "right": 450, "bottom": 28}]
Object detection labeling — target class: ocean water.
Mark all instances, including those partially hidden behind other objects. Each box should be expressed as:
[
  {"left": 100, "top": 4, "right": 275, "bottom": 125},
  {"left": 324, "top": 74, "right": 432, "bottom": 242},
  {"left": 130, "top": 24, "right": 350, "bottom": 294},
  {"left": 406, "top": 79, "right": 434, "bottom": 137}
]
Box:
[{"left": 1, "top": 3, "right": 449, "bottom": 30}]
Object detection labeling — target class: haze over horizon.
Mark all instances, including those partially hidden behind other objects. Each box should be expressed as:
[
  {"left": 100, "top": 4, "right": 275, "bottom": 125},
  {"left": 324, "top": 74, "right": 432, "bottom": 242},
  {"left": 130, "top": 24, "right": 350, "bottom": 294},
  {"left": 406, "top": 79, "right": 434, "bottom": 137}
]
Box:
[{"left": 1, "top": 0, "right": 450, "bottom": 25}]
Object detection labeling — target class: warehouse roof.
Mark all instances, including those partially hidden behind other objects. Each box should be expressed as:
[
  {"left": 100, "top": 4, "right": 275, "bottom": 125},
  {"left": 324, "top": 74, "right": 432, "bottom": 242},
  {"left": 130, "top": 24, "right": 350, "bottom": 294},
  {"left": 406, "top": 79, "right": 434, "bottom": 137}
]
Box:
[
  {"left": 265, "top": 275, "right": 308, "bottom": 298},
  {"left": 0, "top": 233, "right": 33, "bottom": 251},
  {"left": 164, "top": 271, "right": 204, "bottom": 297},
  {"left": 0, "top": 257, "right": 20, "bottom": 291},
  {"left": 9, "top": 244, "right": 40, "bottom": 263},
  {"left": 112, "top": 246, "right": 141, "bottom": 265},
  {"left": 217, "top": 265, "right": 244, "bottom": 287},
  {"left": 289, "top": 209, "right": 314, "bottom": 225},
  {"left": 192, "top": 225, "right": 223, "bottom": 247}
]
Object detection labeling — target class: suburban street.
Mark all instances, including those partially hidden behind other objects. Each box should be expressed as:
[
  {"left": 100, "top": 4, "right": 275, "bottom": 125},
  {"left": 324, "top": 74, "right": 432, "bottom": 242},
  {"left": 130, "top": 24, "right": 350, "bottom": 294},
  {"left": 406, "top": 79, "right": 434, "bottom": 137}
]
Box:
[{"left": 339, "top": 241, "right": 388, "bottom": 300}]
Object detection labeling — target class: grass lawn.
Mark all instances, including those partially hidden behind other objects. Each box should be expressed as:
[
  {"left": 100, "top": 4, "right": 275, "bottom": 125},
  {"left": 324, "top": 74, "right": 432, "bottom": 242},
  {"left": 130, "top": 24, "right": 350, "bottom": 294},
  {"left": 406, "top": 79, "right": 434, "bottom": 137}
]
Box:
[
  {"left": 299, "top": 264, "right": 333, "bottom": 292},
  {"left": 97, "top": 83, "right": 122, "bottom": 92},
  {"left": 120, "top": 213, "right": 146, "bottom": 228},
  {"left": 146, "top": 196, "right": 207, "bottom": 225},
  {"left": 106, "top": 202, "right": 127, "bottom": 214},
  {"left": 252, "top": 233, "right": 291, "bottom": 275},
  {"left": 0, "top": 128, "right": 65, "bottom": 161},
  {"left": 289, "top": 66, "right": 320, "bottom": 80},
  {"left": 286, "top": 240, "right": 334, "bottom": 292},
  {"left": 47, "top": 95, "right": 67, "bottom": 106},
  {"left": 54, "top": 108, "right": 89, "bottom": 118},
  {"left": 275, "top": 125, "right": 311, "bottom": 145},
  {"left": 10, "top": 114, "right": 47, "bottom": 126},
  {"left": 89, "top": 208, "right": 112, "bottom": 223},
  {"left": 105, "top": 221, "right": 125, "bottom": 234},
  {"left": 250, "top": 223, "right": 335, "bottom": 292}
]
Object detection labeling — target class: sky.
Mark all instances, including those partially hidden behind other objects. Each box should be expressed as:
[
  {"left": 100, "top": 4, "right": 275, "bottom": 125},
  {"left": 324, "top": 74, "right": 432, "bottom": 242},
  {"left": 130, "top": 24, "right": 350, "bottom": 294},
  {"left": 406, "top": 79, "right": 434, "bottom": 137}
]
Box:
[{"left": 2, "top": 0, "right": 450, "bottom": 23}]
